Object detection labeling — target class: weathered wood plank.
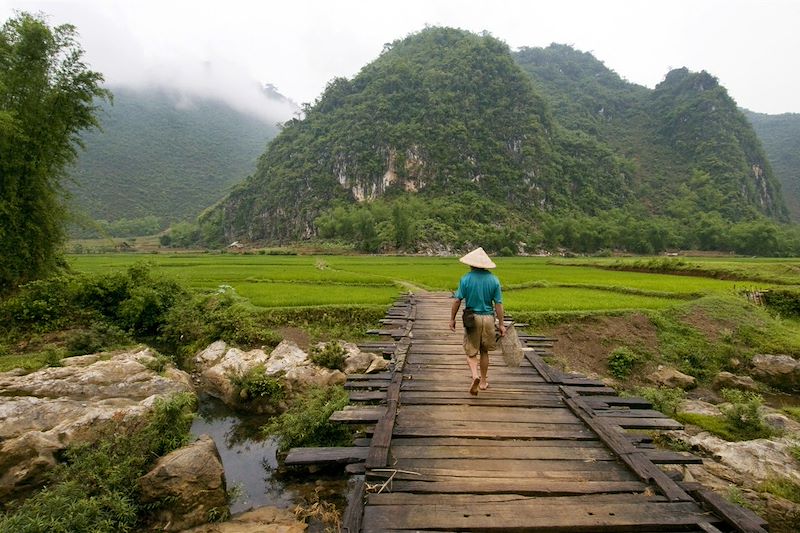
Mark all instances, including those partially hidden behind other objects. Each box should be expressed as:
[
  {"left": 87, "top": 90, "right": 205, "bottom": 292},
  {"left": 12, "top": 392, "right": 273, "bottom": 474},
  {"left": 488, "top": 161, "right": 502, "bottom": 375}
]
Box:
[
  {"left": 380, "top": 479, "right": 648, "bottom": 496},
  {"left": 681, "top": 482, "right": 769, "bottom": 533},
  {"left": 361, "top": 501, "right": 719, "bottom": 532},
  {"left": 365, "top": 372, "right": 402, "bottom": 469},
  {"left": 330, "top": 406, "right": 386, "bottom": 424},
  {"left": 389, "top": 444, "right": 614, "bottom": 461},
  {"left": 646, "top": 450, "right": 703, "bottom": 465},
  {"left": 285, "top": 446, "right": 367, "bottom": 466},
  {"left": 390, "top": 458, "right": 628, "bottom": 473},
  {"left": 341, "top": 475, "right": 365, "bottom": 533}
]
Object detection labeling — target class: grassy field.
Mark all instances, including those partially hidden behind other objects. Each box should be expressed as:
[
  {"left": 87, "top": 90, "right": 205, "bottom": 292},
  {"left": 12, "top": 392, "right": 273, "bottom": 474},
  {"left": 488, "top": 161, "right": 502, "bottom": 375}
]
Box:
[{"left": 65, "top": 253, "right": 783, "bottom": 313}]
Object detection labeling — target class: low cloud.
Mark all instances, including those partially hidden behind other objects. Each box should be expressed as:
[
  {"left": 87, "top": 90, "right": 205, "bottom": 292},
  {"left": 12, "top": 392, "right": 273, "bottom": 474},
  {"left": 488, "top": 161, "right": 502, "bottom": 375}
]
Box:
[{"left": 116, "top": 59, "right": 299, "bottom": 124}]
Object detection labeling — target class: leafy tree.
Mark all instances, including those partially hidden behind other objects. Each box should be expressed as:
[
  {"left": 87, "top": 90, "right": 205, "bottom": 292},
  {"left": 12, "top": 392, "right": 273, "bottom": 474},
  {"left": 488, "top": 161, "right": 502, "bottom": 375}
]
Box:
[{"left": 0, "top": 12, "right": 110, "bottom": 292}]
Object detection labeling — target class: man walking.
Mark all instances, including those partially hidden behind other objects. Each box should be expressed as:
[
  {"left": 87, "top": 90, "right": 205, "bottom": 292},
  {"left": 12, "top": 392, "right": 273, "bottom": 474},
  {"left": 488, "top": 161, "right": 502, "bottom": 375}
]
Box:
[{"left": 449, "top": 247, "right": 506, "bottom": 395}]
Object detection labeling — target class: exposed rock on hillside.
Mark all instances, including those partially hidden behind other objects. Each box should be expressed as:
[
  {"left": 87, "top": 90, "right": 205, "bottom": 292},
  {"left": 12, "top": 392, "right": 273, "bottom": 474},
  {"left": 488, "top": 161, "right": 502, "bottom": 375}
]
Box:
[{"left": 0, "top": 348, "right": 194, "bottom": 501}]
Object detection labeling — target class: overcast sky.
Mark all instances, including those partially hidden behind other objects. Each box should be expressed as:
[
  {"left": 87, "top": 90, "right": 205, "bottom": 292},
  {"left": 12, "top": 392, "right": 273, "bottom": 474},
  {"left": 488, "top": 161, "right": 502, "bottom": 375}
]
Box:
[{"left": 2, "top": 0, "right": 798, "bottom": 121}]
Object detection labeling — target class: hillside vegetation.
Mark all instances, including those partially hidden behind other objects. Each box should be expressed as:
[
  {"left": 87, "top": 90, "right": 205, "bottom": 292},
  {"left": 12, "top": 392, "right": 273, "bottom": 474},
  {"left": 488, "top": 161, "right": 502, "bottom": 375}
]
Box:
[
  {"left": 195, "top": 28, "right": 795, "bottom": 255},
  {"left": 744, "top": 110, "right": 800, "bottom": 222},
  {"left": 68, "top": 87, "right": 286, "bottom": 235}
]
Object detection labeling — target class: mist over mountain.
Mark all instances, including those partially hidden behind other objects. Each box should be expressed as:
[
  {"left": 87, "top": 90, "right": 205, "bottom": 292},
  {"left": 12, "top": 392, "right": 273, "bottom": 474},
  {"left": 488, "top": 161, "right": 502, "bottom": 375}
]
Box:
[
  {"left": 198, "top": 28, "right": 789, "bottom": 254},
  {"left": 69, "top": 85, "right": 297, "bottom": 234}
]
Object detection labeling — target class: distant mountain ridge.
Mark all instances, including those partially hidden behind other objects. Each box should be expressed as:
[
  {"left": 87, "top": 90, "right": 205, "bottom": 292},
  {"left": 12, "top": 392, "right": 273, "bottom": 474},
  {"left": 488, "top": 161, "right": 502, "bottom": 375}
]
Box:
[
  {"left": 199, "top": 28, "right": 788, "bottom": 253},
  {"left": 513, "top": 44, "right": 786, "bottom": 221},
  {"left": 68, "top": 85, "right": 293, "bottom": 232}
]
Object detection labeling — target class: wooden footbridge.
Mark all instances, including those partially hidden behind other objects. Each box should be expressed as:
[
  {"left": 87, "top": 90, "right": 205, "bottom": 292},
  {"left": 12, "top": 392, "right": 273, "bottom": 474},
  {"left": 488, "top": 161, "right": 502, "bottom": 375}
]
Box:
[{"left": 286, "top": 293, "right": 768, "bottom": 532}]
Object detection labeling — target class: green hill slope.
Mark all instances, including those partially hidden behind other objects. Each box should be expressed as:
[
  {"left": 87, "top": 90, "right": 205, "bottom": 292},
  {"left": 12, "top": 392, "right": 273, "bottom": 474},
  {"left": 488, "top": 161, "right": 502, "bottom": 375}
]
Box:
[
  {"left": 744, "top": 110, "right": 800, "bottom": 222},
  {"left": 202, "top": 28, "right": 632, "bottom": 247},
  {"left": 514, "top": 45, "right": 786, "bottom": 222},
  {"left": 199, "top": 30, "right": 792, "bottom": 255},
  {"left": 68, "top": 87, "right": 287, "bottom": 233}
]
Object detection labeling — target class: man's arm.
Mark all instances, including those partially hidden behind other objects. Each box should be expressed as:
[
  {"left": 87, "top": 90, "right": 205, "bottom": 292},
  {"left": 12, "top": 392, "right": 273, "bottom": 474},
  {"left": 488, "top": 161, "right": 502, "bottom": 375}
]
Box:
[
  {"left": 449, "top": 298, "right": 462, "bottom": 331},
  {"left": 495, "top": 303, "right": 506, "bottom": 336}
]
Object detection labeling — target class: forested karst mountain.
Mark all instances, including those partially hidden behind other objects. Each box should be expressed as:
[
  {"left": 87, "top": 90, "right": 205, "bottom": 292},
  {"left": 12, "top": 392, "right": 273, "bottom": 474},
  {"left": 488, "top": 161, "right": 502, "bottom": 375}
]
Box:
[
  {"left": 513, "top": 45, "right": 786, "bottom": 222},
  {"left": 68, "top": 86, "right": 291, "bottom": 231},
  {"left": 744, "top": 110, "right": 800, "bottom": 222},
  {"left": 202, "top": 28, "right": 632, "bottom": 246},
  {"left": 200, "top": 29, "right": 793, "bottom": 254}
]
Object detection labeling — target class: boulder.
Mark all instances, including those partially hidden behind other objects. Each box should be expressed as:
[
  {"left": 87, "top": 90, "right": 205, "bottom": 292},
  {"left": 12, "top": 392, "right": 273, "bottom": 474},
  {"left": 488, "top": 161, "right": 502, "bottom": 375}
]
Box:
[
  {"left": 0, "top": 348, "right": 192, "bottom": 400},
  {"left": 647, "top": 366, "right": 696, "bottom": 389},
  {"left": 194, "top": 340, "right": 230, "bottom": 371},
  {"left": 677, "top": 399, "right": 722, "bottom": 417},
  {"left": 343, "top": 344, "right": 389, "bottom": 375},
  {"left": 285, "top": 366, "right": 346, "bottom": 389},
  {"left": 201, "top": 347, "right": 270, "bottom": 406},
  {"left": 264, "top": 341, "right": 308, "bottom": 375},
  {"left": 0, "top": 348, "right": 194, "bottom": 501},
  {"left": 750, "top": 354, "right": 800, "bottom": 391},
  {"left": 139, "top": 435, "right": 228, "bottom": 532},
  {"left": 683, "top": 432, "right": 800, "bottom": 485},
  {"left": 712, "top": 371, "right": 759, "bottom": 392},
  {"left": 179, "top": 506, "right": 306, "bottom": 533}
]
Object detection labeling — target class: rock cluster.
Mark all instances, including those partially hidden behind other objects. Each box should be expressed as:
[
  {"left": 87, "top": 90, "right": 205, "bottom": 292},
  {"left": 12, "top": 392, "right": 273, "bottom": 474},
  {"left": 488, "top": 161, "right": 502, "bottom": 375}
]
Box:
[
  {"left": 0, "top": 348, "right": 193, "bottom": 501},
  {"left": 194, "top": 340, "right": 388, "bottom": 412}
]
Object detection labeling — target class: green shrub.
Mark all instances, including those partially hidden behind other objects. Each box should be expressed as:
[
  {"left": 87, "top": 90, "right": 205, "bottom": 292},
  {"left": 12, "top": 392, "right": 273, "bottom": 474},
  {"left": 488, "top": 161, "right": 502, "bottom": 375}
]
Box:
[
  {"left": 763, "top": 289, "right": 800, "bottom": 318},
  {"left": 228, "top": 365, "right": 284, "bottom": 403},
  {"left": 719, "top": 388, "right": 773, "bottom": 439},
  {"left": 0, "top": 393, "right": 195, "bottom": 532},
  {"left": 309, "top": 341, "right": 347, "bottom": 371},
  {"left": 65, "top": 322, "right": 131, "bottom": 356},
  {"left": 633, "top": 386, "right": 685, "bottom": 416},
  {"left": 607, "top": 347, "right": 642, "bottom": 379},
  {"left": 262, "top": 385, "right": 351, "bottom": 452},
  {"left": 782, "top": 407, "right": 800, "bottom": 422}
]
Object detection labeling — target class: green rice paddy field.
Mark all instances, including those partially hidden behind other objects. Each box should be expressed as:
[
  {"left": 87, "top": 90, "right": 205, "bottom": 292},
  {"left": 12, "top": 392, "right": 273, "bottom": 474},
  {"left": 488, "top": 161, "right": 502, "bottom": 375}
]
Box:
[{"left": 67, "top": 254, "right": 799, "bottom": 313}]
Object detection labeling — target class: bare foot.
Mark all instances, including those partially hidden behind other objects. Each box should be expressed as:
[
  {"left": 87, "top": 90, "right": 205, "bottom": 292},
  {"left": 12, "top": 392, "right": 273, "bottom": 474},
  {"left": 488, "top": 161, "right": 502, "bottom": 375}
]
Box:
[
  {"left": 479, "top": 379, "right": 489, "bottom": 390},
  {"left": 469, "top": 377, "right": 480, "bottom": 395}
]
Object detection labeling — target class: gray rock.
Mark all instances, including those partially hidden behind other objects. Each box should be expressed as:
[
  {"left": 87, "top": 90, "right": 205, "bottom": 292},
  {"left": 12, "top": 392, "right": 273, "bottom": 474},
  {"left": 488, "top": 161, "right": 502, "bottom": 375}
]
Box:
[
  {"left": 201, "top": 347, "right": 270, "bottom": 406},
  {"left": 648, "top": 366, "right": 696, "bottom": 389},
  {"left": 712, "top": 371, "right": 759, "bottom": 392},
  {"left": 683, "top": 432, "right": 800, "bottom": 484},
  {"left": 194, "top": 340, "right": 230, "bottom": 371},
  {"left": 264, "top": 341, "right": 308, "bottom": 375},
  {"left": 139, "top": 435, "right": 228, "bottom": 532},
  {"left": 677, "top": 399, "right": 722, "bottom": 417},
  {"left": 751, "top": 354, "right": 800, "bottom": 391},
  {"left": 0, "top": 348, "right": 194, "bottom": 501}
]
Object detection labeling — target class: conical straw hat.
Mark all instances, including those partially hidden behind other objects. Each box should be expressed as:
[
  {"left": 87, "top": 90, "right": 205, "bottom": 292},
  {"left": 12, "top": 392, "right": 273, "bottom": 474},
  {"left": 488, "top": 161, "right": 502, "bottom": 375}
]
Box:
[{"left": 459, "top": 247, "right": 496, "bottom": 269}]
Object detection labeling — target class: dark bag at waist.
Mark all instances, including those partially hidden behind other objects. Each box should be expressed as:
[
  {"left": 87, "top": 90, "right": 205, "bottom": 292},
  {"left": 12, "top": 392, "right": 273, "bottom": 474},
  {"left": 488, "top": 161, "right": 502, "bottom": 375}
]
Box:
[{"left": 462, "top": 307, "right": 476, "bottom": 329}]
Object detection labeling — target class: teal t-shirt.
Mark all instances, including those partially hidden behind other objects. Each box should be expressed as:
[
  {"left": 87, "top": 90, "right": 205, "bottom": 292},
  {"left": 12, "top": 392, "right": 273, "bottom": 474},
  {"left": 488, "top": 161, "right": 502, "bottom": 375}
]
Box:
[{"left": 454, "top": 269, "right": 503, "bottom": 315}]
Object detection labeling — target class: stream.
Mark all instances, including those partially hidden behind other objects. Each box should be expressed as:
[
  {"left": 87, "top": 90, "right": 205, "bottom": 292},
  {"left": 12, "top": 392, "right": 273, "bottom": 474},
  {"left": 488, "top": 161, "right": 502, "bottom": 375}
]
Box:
[{"left": 190, "top": 393, "right": 292, "bottom": 514}]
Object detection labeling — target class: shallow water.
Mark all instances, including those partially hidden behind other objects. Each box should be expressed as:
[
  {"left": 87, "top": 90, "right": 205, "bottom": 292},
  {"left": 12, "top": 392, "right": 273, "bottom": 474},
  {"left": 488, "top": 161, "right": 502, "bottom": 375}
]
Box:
[{"left": 190, "top": 393, "right": 294, "bottom": 514}]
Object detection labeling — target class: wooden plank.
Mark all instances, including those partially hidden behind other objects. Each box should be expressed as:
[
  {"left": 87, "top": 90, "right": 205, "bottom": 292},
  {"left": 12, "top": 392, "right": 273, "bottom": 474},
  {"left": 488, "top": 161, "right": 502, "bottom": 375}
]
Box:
[
  {"left": 347, "top": 390, "right": 386, "bottom": 402},
  {"left": 584, "top": 396, "right": 653, "bottom": 409},
  {"left": 390, "top": 458, "right": 629, "bottom": 473},
  {"left": 559, "top": 386, "right": 693, "bottom": 503},
  {"left": 681, "top": 482, "right": 769, "bottom": 533},
  {"left": 381, "top": 479, "right": 648, "bottom": 496},
  {"left": 367, "top": 492, "right": 668, "bottom": 506},
  {"left": 365, "top": 372, "right": 402, "bottom": 469},
  {"left": 601, "top": 417, "right": 684, "bottom": 430},
  {"left": 367, "top": 467, "right": 637, "bottom": 482},
  {"left": 361, "top": 501, "right": 718, "bottom": 532},
  {"left": 330, "top": 406, "right": 386, "bottom": 424},
  {"left": 341, "top": 475, "right": 365, "bottom": 533},
  {"left": 389, "top": 437, "right": 604, "bottom": 448},
  {"left": 285, "top": 446, "right": 368, "bottom": 466},
  {"left": 594, "top": 409, "right": 669, "bottom": 418},
  {"left": 645, "top": 450, "right": 703, "bottom": 465},
  {"left": 389, "top": 444, "right": 614, "bottom": 461},
  {"left": 390, "top": 424, "right": 595, "bottom": 440}
]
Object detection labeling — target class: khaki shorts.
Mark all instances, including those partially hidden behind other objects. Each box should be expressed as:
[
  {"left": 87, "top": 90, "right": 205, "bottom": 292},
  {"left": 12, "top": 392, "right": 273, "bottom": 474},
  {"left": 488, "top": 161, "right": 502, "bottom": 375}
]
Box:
[{"left": 463, "top": 314, "right": 496, "bottom": 357}]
